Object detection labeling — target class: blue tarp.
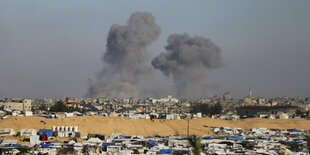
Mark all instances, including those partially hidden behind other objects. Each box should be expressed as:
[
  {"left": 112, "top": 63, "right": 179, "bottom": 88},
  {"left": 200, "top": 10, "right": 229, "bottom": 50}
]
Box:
[
  {"left": 202, "top": 136, "right": 213, "bottom": 140},
  {"left": 228, "top": 136, "right": 243, "bottom": 141},
  {"left": 287, "top": 129, "right": 298, "bottom": 132},
  {"left": 11, "top": 144, "right": 22, "bottom": 148},
  {"left": 39, "top": 129, "right": 53, "bottom": 137},
  {"left": 235, "top": 137, "right": 243, "bottom": 141},
  {"left": 102, "top": 142, "right": 115, "bottom": 147},
  {"left": 285, "top": 142, "right": 294, "bottom": 145},
  {"left": 210, "top": 127, "right": 217, "bottom": 129},
  {"left": 146, "top": 141, "right": 156, "bottom": 146},
  {"left": 159, "top": 149, "right": 173, "bottom": 154},
  {"left": 41, "top": 144, "right": 54, "bottom": 148}
]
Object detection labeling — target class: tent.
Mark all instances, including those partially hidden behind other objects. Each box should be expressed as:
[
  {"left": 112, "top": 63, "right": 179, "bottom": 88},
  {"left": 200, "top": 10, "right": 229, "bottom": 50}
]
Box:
[
  {"left": 38, "top": 129, "right": 53, "bottom": 137},
  {"left": 11, "top": 144, "right": 22, "bottom": 148},
  {"left": 68, "top": 140, "right": 76, "bottom": 145},
  {"left": 83, "top": 138, "right": 103, "bottom": 145},
  {"left": 40, "top": 134, "right": 48, "bottom": 141},
  {"left": 102, "top": 142, "right": 116, "bottom": 147},
  {"left": 41, "top": 144, "right": 54, "bottom": 148},
  {"left": 1, "top": 140, "right": 18, "bottom": 146},
  {"left": 73, "top": 143, "right": 83, "bottom": 151},
  {"left": 159, "top": 149, "right": 173, "bottom": 154},
  {"left": 203, "top": 136, "right": 213, "bottom": 140},
  {"left": 0, "top": 128, "right": 16, "bottom": 136},
  {"left": 19, "top": 129, "right": 37, "bottom": 136},
  {"left": 146, "top": 141, "right": 156, "bottom": 146},
  {"left": 234, "top": 137, "right": 243, "bottom": 141}
]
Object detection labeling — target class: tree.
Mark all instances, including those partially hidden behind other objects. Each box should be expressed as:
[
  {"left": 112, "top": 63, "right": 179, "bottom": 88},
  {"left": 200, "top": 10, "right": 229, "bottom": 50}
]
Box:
[
  {"left": 188, "top": 135, "right": 202, "bottom": 155},
  {"left": 190, "top": 102, "right": 223, "bottom": 115},
  {"left": 49, "top": 101, "right": 81, "bottom": 112},
  {"left": 306, "top": 135, "right": 310, "bottom": 153},
  {"left": 38, "top": 104, "right": 47, "bottom": 111},
  {"left": 295, "top": 109, "right": 303, "bottom": 116}
]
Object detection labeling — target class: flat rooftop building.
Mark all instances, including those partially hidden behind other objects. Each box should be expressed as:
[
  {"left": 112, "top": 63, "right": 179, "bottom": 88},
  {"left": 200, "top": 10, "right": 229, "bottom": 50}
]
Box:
[{"left": 0, "top": 98, "right": 32, "bottom": 111}]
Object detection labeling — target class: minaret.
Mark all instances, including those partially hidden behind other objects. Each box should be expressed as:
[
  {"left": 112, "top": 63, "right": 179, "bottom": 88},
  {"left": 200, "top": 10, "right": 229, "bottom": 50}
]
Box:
[{"left": 249, "top": 88, "right": 252, "bottom": 98}]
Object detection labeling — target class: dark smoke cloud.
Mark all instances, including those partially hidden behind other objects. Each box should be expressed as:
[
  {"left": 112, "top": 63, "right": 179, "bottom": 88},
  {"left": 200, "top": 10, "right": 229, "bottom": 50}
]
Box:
[
  {"left": 152, "top": 33, "right": 222, "bottom": 98},
  {"left": 86, "top": 12, "right": 160, "bottom": 98}
]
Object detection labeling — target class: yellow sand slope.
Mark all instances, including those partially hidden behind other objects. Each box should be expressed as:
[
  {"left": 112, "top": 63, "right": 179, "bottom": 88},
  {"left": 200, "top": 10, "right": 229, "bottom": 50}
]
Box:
[{"left": 0, "top": 116, "right": 309, "bottom": 136}]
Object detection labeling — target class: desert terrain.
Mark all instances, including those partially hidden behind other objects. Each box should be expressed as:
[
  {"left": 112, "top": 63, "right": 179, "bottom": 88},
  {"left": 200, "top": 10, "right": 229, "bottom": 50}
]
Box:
[{"left": 1, "top": 116, "right": 310, "bottom": 137}]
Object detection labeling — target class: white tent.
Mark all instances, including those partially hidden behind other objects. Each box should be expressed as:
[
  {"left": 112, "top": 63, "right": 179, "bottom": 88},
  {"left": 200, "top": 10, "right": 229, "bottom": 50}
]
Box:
[
  {"left": 24, "top": 111, "right": 33, "bottom": 116},
  {"left": 0, "top": 139, "right": 17, "bottom": 146},
  {"left": 73, "top": 143, "right": 83, "bottom": 151},
  {"left": 68, "top": 140, "right": 76, "bottom": 145},
  {"left": 19, "top": 129, "right": 37, "bottom": 136},
  {"left": 83, "top": 137, "right": 103, "bottom": 145},
  {"left": 0, "top": 128, "right": 16, "bottom": 136},
  {"left": 30, "top": 135, "right": 41, "bottom": 146}
]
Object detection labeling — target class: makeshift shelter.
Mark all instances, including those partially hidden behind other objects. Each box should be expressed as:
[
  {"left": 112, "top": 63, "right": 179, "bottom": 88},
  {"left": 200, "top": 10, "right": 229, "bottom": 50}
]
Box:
[
  {"left": 19, "top": 129, "right": 37, "bottom": 136},
  {"left": 0, "top": 128, "right": 16, "bottom": 136},
  {"left": 40, "top": 134, "right": 48, "bottom": 141},
  {"left": 83, "top": 138, "right": 103, "bottom": 145},
  {"left": 41, "top": 144, "right": 54, "bottom": 148},
  {"left": 24, "top": 111, "right": 33, "bottom": 116},
  {"left": 0, "top": 140, "right": 17, "bottom": 146},
  {"left": 65, "top": 112, "right": 74, "bottom": 117},
  {"left": 102, "top": 142, "right": 116, "bottom": 147},
  {"left": 159, "top": 149, "right": 173, "bottom": 154},
  {"left": 68, "top": 140, "right": 76, "bottom": 145},
  {"left": 30, "top": 135, "right": 41, "bottom": 145},
  {"left": 73, "top": 143, "right": 83, "bottom": 151},
  {"left": 38, "top": 129, "right": 53, "bottom": 137}
]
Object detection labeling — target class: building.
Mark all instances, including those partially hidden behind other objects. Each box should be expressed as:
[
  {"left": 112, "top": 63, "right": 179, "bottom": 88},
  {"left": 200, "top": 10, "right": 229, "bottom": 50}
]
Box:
[
  {"left": 223, "top": 92, "right": 232, "bottom": 101},
  {"left": 237, "top": 106, "right": 298, "bottom": 118},
  {"left": 151, "top": 96, "right": 179, "bottom": 104},
  {"left": 0, "top": 98, "right": 32, "bottom": 111}
]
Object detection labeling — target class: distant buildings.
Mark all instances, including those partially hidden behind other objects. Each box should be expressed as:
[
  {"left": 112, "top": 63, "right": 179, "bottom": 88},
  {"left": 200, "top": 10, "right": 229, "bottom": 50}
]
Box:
[
  {"left": 151, "top": 95, "right": 179, "bottom": 104},
  {"left": 223, "top": 92, "right": 232, "bottom": 101},
  {"left": 236, "top": 106, "right": 298, "bottom": 118},
  {"left": 0, "top": 98, "right": 32, "bottom": 111}
]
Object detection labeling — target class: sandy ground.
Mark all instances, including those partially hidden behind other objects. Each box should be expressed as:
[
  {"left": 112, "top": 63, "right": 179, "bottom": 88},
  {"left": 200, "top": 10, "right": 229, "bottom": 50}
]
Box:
[{"left": 0, "top": 116, "right": 310, "bottom": 137}]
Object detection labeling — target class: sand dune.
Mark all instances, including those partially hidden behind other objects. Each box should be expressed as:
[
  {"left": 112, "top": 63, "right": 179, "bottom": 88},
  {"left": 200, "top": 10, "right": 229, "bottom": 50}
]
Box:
[{"left": 0, "top": 116, "right": 309, "bottom": 136}]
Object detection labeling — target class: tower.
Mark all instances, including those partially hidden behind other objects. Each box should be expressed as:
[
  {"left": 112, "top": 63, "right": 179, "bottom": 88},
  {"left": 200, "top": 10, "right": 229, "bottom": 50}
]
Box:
[{"left": 249, "top": 88, "right": 252, "bottom": 98}]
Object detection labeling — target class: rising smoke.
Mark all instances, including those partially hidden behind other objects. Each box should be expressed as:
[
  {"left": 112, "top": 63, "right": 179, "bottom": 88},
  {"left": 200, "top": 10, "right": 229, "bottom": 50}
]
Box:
[
  {"left": 86, "top": 12, "right": 161, "bottom": 98},
  {"left": 152, "top": 33, "right": 222, "bottom": 98}
]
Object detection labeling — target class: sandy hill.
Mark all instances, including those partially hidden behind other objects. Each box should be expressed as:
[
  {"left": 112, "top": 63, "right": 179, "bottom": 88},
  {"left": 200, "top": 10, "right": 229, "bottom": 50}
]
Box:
[{"left": 0, "top": 116, "right": 309, "bottom": 136}]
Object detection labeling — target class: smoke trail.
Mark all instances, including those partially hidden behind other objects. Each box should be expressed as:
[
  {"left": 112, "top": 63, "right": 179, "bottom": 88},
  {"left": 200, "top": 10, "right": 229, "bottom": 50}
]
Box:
[
  {"left": 152, "top": 33, "right": 222, "bottom": 98},
  {"left": 87, "top": 12, "right": 161, "bottom": 98}
]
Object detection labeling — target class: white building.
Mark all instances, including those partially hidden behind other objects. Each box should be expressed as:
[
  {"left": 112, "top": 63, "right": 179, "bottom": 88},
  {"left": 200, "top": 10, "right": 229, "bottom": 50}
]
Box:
[
  {"left": 0, "top": 98, "right": 32, "bottom": 111},
  {"left": 151, "top": 96, "right": 179, "bottom": 104}
]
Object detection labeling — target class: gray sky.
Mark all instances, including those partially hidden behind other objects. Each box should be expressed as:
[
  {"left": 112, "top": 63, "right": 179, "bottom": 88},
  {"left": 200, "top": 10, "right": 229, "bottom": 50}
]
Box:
[{"left": 0, "top": 0, "right": 309, "bottom": 99}]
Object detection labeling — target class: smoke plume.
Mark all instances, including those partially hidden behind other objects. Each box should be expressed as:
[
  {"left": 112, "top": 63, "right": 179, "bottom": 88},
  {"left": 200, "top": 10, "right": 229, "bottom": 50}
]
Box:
[
  {"left": 152, "top": 33, "right": 222, "bottom": 98},
  {"left": 87, "top": 12, "right": 160, "bottom": 98}
]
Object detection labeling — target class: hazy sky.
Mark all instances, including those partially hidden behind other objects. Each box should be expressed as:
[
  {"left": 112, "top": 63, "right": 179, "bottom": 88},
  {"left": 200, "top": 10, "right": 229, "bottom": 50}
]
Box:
[{"left": 0, "top": 0, "right": 309, "bottom": 99}]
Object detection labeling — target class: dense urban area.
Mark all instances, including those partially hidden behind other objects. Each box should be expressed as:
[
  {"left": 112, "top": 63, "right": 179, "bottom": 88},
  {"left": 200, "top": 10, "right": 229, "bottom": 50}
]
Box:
[{"left": 0, "top": 91, "right": 310, "bottom": 154}]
